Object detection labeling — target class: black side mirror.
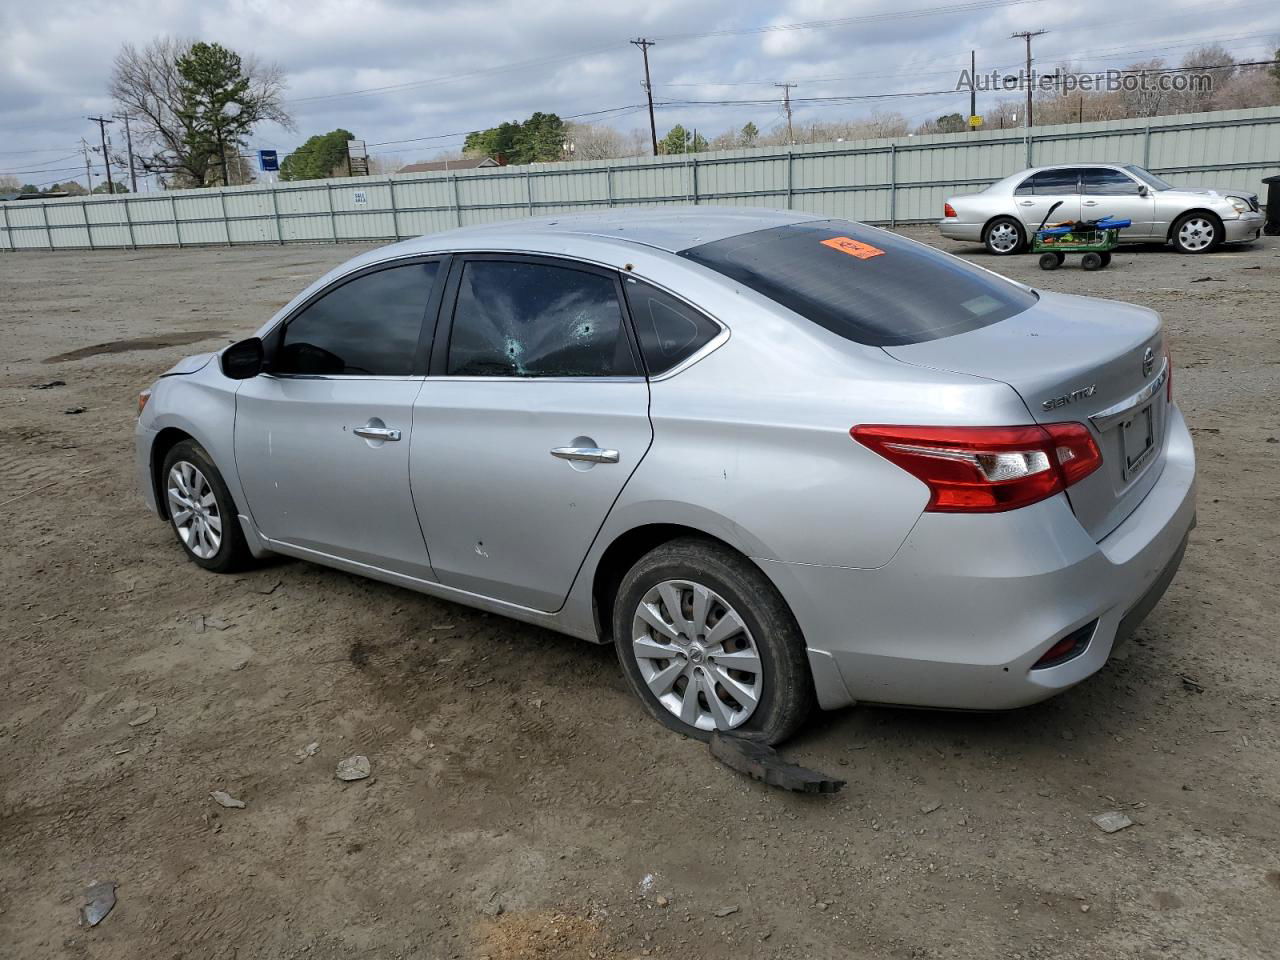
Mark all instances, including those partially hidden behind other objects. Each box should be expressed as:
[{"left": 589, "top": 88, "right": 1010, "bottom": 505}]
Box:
[
  {"left": 221, "top": 337, "right": 265, "bottom": 380},
  {"left": 1138, "top": 185, "right": 1149, "bottom": 197}
]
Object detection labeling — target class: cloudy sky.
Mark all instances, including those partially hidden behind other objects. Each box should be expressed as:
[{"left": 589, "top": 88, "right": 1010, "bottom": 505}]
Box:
[{"left": 1, "top": 0, "right": 1275, "bottom": 189}]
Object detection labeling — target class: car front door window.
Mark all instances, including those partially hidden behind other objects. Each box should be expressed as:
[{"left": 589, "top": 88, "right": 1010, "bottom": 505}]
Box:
[
  {"left": 275, "top": 261, "right": 439, "bottom": 376},
  {"left": 1080, "top": 167, "right": 1155, "bottom": 236}
]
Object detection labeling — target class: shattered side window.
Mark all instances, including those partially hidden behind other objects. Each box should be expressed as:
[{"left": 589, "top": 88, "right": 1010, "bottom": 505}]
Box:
[{"left": 447, "top": 259, "right": 639, "bottom": 377}]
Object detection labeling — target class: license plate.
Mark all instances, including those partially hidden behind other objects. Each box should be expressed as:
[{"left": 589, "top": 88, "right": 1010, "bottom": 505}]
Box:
[{"left": 1120, "top": 402, "right": 1156, "bottom": 480}]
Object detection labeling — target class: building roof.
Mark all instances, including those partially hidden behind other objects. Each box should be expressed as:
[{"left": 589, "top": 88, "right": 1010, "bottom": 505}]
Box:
[{"left": 396, "top": 156, "right": 501, "bottom": 174}]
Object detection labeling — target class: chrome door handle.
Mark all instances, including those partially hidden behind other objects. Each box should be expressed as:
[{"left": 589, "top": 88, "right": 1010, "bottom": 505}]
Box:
[
  {"left": 354, "top": 425, "right": 401, "bottom": 441},
  {"left": 550, "top": 446, "right": 619, "bottom": 464},
  {"left": 1083, "top": 200, "right": 1099, "bottom": 206},
  {"left": 1019, "top": 200, "right": 1034, "bottom": 206}
]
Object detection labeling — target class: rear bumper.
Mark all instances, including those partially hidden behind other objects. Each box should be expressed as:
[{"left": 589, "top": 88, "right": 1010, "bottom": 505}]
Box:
[
  {"left": 762, "top": 405, "right": 1197, "bottom": 711},
  {"left": 1222, "top": 212, "right": 1264, "bottom": 243},
  {"left": 938, "top": 219, "right": 982, "bottom": 242}
]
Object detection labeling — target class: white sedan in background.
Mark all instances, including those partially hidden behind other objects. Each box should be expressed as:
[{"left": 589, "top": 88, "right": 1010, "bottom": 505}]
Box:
[{"left": 940, "top": 163, "right": 1263, "bottom": 255}]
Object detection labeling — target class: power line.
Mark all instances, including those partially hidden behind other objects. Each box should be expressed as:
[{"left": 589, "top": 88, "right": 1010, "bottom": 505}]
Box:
[{"left": 284, "top": 0, "right": 1044, "bottom": 109}]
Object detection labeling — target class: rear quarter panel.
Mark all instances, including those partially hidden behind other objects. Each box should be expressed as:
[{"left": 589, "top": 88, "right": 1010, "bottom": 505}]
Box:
[{"left": 596, "top": 265, "right": 1035, "bottom": 570}]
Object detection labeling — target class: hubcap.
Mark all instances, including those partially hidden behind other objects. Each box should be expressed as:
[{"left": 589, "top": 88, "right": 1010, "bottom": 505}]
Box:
[
  {"left": 1178, "top": 218, "right": 1214, "bottom": 251},
  {"left": 167, "top": 461, "right": 222, "bottom": 559},
  {"left": 988, "top": 222, "right": 1020, "bottom": 253},
  {"left": 630, "top": 579, "right": 763, "bottom": 732}
]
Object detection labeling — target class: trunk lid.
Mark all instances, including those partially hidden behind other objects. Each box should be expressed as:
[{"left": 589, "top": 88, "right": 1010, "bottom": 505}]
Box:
[{"left": 883, "top": 291, "right": 1168, "bottom": 540}]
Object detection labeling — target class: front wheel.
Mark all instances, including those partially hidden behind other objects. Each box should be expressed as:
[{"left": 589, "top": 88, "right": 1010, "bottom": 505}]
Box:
[
  {"left": 613, "top": 538, "right": 814, "bottom": 745},
  {"left": 161, "top": 440, "right": 251, "bottom": 573},
  {"left": 1171, "top": 213, "right": 1220, "bottom": 253},
  {"left": 1039, "top": 252, "right": 1063, "bottom": 270},
  {"left": 1081, "top": 252, "right": 1103, "bottom": 271},
  {"left": 983, "top": 217, "right": 1026, "bottom": 256}
]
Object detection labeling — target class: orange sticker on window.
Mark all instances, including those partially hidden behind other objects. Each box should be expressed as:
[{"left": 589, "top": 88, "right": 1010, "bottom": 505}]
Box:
[{"left": 820, "top": 236, "right": 885, "bottom": 260}]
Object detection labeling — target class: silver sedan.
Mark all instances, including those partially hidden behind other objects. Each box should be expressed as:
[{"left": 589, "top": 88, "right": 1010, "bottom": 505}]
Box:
[
  {"left": 136, "top": 209, "right": 1196, "bottom": 743},
  {"left": 940, "top": 163, "right": 1264, "bottom": 255}
]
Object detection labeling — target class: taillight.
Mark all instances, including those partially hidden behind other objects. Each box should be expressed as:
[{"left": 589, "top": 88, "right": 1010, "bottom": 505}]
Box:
[
  {"left": 851, "top": 423, "right": 1102, "bottom": 513},
  {"left": 943, "top": 202, "right": 957, "bottom": 218}
]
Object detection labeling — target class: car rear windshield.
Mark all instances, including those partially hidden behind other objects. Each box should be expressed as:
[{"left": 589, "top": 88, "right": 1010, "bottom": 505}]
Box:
[{"left": 678, "top": 219, "right": 1038, "bottom": 347}]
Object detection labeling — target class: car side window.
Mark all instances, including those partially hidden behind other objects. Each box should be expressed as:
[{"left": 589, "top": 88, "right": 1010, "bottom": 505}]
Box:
[
  {"left": 275, "top": 261, "right": 439, "bottom": 376},
  {"left": 447, "top": 259, "right": 639, "bottom": 377},
  {"left": 1081, "top": 168, "right": 1142, "bottom": 196},
  {"left": 1015, "top": 170, "right": 1079, "bottom": 196},
  {"left": 622, "top": 278, "right": 721, "bottom": 375}
]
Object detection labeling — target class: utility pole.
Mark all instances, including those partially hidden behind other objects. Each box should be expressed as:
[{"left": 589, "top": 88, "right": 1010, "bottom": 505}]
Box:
[
  {"left": 1010, "top": 30, "right": 1046, "bottom": 129},
  {"left": 81, "top": 139, "right": 94, "bottom": 192},
  {"left": 631, "top": 38, "right": 658, "bottom": 157},
  {"left": 114, "top": 113, "right": 138, "bottom": 192},
  {"left": 970, "top": 50, "right": 977, "bottom": 131},
  {"left": 775, "top": 82, "right": 797, "bottom": 144},
  {"left": 87, "top": 115, "right": 114, "bottom": 194}
]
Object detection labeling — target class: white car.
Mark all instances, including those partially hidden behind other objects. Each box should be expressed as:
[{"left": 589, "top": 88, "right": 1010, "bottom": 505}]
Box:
[{"left": 941, "top": 163, "right": 1264, "bottom": 255}]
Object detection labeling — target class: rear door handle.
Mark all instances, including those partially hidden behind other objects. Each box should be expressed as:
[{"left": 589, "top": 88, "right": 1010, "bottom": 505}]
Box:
[
  {"left": 1083, "top": 200, "right": 1099, "bottom": 206},
  {"left": 550, "top": 446, "right": 619, "bottom": 464},
  {"left": 1019, "top": 200, "right": 1034, "bottom": 206},
  {"left": 354, "top": 425, "right": 401, "bottom": 441}
]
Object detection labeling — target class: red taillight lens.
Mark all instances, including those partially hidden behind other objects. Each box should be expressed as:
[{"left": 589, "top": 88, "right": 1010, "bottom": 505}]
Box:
[
  {"left": 851, "top": 423, "right": 1102, "bottom": 513},
  {"left": 944, "top": 202, "right": 958, "bottom": 218}
]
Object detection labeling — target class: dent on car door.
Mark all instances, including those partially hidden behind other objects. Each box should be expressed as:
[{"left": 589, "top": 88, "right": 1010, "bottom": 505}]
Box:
[
  {"left": 409, "top": 255, "right": 653, "bottom": 612},
  {"left": 1014, "top": 169, "right": 1080, "bottom": 231},
  {"left": 234, "top": 258, "right": 443, "bottom": 579}
]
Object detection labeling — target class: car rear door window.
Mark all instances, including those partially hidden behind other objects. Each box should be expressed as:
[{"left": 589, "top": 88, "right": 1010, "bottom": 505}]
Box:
[
  {"left": 446, "top": 259, "right": 639, "bottom": 377},
  {"left": 622, "top": 278, "right": 721, "bottom": 375},
  {"left": 679, "top": 219, "right": 1038, "bottom": 347},
  {"left": 1014, "top": 169, "right": 1080, "bottom": 195},
  {"left": 275, "top": 261, "right": 439, "bottom": 376},
  {"left": 1081, "top": 168, "right": 1143, "bottom": 195}
]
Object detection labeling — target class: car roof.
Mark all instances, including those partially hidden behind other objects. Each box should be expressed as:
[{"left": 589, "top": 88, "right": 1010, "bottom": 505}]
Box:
[{"left": 379, "top": 207, "right": 824, "bottom": 257}]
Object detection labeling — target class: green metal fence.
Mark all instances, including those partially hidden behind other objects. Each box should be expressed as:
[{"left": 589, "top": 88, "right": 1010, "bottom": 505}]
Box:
[{"left": 3, "top": 105, "right": 1277, "bottom": 252}]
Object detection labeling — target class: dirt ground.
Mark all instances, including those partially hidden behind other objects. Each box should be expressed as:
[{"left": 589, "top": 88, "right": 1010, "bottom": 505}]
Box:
[{"left": 1, "top": 226, "right": 1278, "bottom": 960}]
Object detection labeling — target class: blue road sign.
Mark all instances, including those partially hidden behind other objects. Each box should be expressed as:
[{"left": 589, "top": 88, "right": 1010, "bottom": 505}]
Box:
[{"left": 258, "top": 150, "right": 279, "bottom": 172}]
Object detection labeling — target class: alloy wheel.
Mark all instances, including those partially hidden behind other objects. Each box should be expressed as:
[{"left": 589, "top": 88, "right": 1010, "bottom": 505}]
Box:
[
  {"left": 1177, "top": 217, "right": 1216, "bottom": 252},
  {"left": 987, "top": 221, "right": 1021, "bottom": 253},
  {"left": 167, "top": 460, "right": 222, "bottom": 559},
  {"left": 630, "top": 579, "right": 763, "bottom": 732}
]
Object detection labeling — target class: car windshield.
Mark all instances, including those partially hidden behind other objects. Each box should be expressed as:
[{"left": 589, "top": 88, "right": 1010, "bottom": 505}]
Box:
[
  {"left": 1124, "top": 165, "right": 1174, "bottom": 191},
  {"left": 678, "top": 219, "right": 1038, "bottom": 347}
]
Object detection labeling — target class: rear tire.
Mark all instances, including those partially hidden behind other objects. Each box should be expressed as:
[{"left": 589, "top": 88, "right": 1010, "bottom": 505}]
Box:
[
  {"left": 612, "top": 538, "right": 814, "bottom": 745},
  {"left": 161, "top": 440, "right": 252, "bottom": 573},
  {"left": 1081, "top": 252, "right": 1103, "bottom": 271},
  {"left": 983, "top": 217, "right": 1026, "bottom": 256},
  {"left": 1038, "top": 252, "right": 1062, "bottom": 270}
]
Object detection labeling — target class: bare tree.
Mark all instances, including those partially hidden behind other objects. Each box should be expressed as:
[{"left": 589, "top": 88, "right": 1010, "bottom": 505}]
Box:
[
  {"left": 563, "top": 122, "right": 647, "bottom": 160},
  {"left": 1211, "top": 65, "right": 1280, "bottom": 109},
  {"left": 110, "top": 36, "right": 291, "bottom": 188},
  {"left": 1179, "top": 45, "right": 1235, "bottom": 113}
]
